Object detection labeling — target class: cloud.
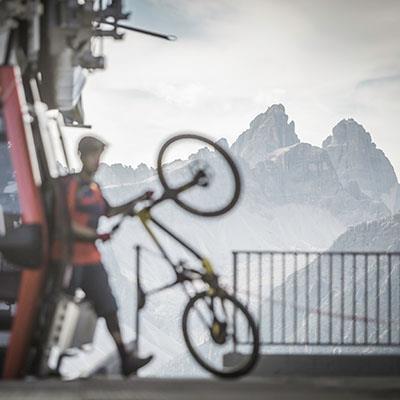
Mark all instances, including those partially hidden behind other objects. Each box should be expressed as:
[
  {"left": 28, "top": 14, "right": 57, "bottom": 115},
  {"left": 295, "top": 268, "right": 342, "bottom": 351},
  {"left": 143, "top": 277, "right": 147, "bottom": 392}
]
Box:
[
  {"left": 82, "top": 0, "right": 400, "bottom": 177},
  {"left": 357, "top": 75, "right": 400, "bottom": 89}
]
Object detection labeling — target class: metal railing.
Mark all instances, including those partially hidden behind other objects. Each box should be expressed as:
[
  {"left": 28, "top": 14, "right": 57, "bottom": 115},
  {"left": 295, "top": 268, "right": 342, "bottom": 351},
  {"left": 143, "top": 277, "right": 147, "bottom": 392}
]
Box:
[{"left": 232, "top": 251, "right": 400, "bottom": 347}]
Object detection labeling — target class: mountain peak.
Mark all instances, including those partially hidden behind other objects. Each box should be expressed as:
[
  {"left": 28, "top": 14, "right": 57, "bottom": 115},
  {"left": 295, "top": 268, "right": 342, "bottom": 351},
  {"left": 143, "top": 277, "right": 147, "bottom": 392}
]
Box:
[
  {"left": 249, "top": 103, "right": 289, "bottom": 129},
  {"left": 216, "top": 138, "right": 229, "bottom": 150},
  {"left": 323, "top": 119, "right": 398, "bottom": 197},
  {"left": 231, "top": 104, "right": 300, "bottom": 167},
  {"left": 268, "top": 103, "right": 286, "bottom": 114},
  {"left": 249, "top": 103, "right": 285, "bottom": 125},
  {"left": 323, "top": 118, "right": 372, "bottom": 148}
]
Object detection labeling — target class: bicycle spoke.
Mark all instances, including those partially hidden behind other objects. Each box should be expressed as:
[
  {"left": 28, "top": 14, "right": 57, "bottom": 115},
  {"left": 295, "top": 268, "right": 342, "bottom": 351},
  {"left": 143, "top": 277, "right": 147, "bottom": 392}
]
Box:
[
  {"left": 192, "top": 301, "right": 213, "bottom": 330},
  {"left": 220, "top": 297, "right": 230, "bottom": 324}
]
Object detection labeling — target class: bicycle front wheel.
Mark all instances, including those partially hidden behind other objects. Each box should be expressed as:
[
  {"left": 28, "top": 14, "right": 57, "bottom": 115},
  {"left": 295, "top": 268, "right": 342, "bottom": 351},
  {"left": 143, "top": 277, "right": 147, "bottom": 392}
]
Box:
[
  {"left": 157, "top": 133, "right": 241, "bottom": 217},
  {"left": 182, "top": 291, "right": 259, "bottom": 378}
]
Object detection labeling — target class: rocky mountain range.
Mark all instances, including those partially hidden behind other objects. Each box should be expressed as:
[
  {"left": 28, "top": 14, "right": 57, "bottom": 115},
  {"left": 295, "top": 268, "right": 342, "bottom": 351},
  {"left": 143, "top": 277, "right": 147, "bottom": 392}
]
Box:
[
  {"left": 98, "top": 103, "right": 399, "bottom": 231},
  {"left": 231, "top": 104, "right": 398, "bottom": 225}
]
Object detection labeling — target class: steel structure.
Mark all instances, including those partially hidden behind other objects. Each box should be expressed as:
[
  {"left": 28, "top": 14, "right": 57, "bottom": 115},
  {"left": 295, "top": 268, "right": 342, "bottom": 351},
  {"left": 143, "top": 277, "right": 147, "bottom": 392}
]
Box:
[{"left": 0, "top": 1, "right": 175, "bottom": 379}]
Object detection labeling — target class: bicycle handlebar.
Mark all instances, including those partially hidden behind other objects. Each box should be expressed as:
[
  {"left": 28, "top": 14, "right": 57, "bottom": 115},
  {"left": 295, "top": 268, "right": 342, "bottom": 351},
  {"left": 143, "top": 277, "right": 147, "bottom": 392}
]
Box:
[{"left": 108, "top": 173, "right": 203, "bottom": 233}]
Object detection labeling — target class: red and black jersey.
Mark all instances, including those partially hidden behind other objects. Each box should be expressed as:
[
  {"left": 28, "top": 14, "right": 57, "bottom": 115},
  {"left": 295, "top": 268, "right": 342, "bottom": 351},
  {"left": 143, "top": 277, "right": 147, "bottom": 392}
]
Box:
[{"left": 66, "top": 174, "right": 108, "bottom": 266}]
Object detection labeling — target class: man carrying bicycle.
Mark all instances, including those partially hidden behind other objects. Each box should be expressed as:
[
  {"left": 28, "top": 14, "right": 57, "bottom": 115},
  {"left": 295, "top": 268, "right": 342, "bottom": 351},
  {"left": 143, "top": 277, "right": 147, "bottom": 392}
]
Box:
[
  {"left": 59, "top": 132, "right": 258, "bottom": 378},
  {"left": 63, "top": 135, "right": 153, "bottom": 376}
]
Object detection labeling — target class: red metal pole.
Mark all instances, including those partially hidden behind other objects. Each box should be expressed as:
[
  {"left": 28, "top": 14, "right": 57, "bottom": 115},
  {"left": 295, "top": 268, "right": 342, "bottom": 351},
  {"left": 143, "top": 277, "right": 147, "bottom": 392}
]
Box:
[{"left": 0, "top": 66, "right": 48, "bottom": 379}]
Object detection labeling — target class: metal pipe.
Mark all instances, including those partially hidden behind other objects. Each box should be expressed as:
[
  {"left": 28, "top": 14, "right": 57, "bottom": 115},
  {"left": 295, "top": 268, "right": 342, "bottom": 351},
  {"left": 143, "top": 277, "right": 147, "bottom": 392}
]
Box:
[{"left": 100, "top": 20, "right": 177, "bottom": 41}]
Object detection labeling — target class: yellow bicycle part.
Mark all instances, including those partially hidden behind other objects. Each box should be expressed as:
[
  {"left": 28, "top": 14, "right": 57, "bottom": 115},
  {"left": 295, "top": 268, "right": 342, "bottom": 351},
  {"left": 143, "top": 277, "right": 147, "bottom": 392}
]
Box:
[
  {"left": 138, "top": 208, "right": 164, "bottom": 248},
  {"left": 202, "top": 258, "right": 214, "bottom": 274},
  {"left": 138, "top": 208, "right": 151, "bottom": 222},
  {"left": 212, "top": 322, "right": 220, "bottom": 336}
]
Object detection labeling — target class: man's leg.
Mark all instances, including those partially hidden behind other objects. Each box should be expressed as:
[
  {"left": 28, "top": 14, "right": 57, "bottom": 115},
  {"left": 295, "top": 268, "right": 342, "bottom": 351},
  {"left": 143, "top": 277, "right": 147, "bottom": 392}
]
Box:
[
  {"left": 104, "top": 311, "right": 129, "bottom": 360},
  {"left": 83, "top": 264, "right": 153, "bottom": 375},
  {"left": 104, "top": 310, "right": 153, "bottom": 376}
]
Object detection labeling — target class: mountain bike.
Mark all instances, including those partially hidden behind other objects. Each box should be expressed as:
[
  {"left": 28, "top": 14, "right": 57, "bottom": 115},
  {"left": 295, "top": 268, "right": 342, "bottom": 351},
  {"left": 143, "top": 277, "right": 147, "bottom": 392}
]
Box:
[{"left": 113, "top": 133, "right": 259, "bottom": 378}]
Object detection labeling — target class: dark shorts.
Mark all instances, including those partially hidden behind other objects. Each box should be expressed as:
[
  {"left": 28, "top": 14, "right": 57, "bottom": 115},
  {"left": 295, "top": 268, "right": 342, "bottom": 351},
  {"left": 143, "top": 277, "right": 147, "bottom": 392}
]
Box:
[{"left": 67, "top": 263, "right": 118, "bottom": 318}]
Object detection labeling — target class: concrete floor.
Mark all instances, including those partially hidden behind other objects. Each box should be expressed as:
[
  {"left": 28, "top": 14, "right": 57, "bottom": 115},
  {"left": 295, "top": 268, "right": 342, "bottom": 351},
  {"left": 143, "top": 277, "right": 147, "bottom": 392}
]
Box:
[{"left": 1, "top": 376, "right": 400, "bottom": 400}]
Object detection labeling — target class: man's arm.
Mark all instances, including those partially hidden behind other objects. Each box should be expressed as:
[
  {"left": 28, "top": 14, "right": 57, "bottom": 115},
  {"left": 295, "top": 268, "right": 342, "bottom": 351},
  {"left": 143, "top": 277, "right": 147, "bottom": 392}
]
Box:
[
  {"left": 105, "top": 191, "right": 153, "bottom": 218},
  {"left": 71, "top": 221, "right": 99, "bottom": 242}
]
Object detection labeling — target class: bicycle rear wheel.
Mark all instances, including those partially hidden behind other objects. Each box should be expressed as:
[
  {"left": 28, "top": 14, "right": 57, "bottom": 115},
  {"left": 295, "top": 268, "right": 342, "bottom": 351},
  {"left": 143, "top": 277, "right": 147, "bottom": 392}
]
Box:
[{"left": 182, "top": 291, "right": 259, "bottom": 378}]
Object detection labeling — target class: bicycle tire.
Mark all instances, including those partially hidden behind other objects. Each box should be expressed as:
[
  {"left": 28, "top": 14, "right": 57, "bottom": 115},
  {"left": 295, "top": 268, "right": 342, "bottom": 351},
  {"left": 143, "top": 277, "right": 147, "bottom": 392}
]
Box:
[
  {"left": 157, "top": 133, "right": 241, "bottom": 217},
  {"left": 182, "top": 291, "right": 259, "bottom": 378}
]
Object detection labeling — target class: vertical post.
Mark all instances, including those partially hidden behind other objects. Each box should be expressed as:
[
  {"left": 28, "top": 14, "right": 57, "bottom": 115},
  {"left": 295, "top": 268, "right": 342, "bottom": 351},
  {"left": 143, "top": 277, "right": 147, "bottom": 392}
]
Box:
[
  {"left": 364, "top": 254, "right": 368, "bottom": 344},
  {"left": 317, "top": 253, "right": 321, "bottom": 344},
  {"left": 388, "top": 254, "right": 392, "bottom": 344},
  {"left": 135, "top": 245, "right": 141, "bottom": 353},
  {"left": 282, "top": 253, "right": 286, "bottom": 343},
  {"left": 352, "top": 254, "right": 357, "bottom": 344},
  {"left": 258, "top": 253, "right": 262, "bottom": 338},
  {"left": 246, "top": 252, "right": 251, "bottom": 342},
  {"left": 246, "top": 252, "right": 251, "bottom": 309},
  {"left": 305, "top": 253, "right": 310, "bottom": 344},
  {"left": 270, "top": 253, "right": 274, "bottom": 344},
  {"left": 294, "top": 253, "right": 298, "bottom": 344},
  {"left": 340, "top": 253, "right": 345, "bottom": 345},
  {"left": 398, "top": 255, "right": 400, "bottom": 345},
  {"left": 233, "top": 252, "right": 238, "bottom": 353},
  {"left": 376, "top": 253, "right": 380, "bottom": 344},
  {"left": 329, "top": 254, "right": 333, "bottom": 344}
]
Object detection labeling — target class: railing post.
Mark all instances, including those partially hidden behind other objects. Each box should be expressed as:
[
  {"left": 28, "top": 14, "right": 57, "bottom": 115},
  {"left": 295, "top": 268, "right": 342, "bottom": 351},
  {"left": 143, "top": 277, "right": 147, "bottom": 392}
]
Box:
[
  {"left": 305, "top": 252, "right": 310, "bottom": 344},
  {"left": 340, "top": 253, "right": 345, "bottom": 345},
  {"left": 258, "top": 253, "right": 262, "bottom": 336},
  {"left": 135, "top": 245, "right": 141, "bottom": 354},
  {"left": 294, "top": 252, "right": 298, "bottom": 344},
  {"left": 317, "top": 253, "right": 321, "bottom": 344},
  {"left": 270, "top": 253, "right": 274, "bottom": 344},
  {"left": 282, "top": 252, "right": 286, "bottom": 343},
  {"left": 388, "top": 253, "right": 392, "bottom": 344},
  {"left": 329, "top": 253, "right": 333, "bottom": 344},
  {"left": 376, "top": 253, "right": 380, "bottom": 344},
  {"left": 352, "top": 254, "right": 357, "bottom": 344},
  {"left": 233, "top": 251, "right": 238, "bottom": 353},
  {"left": 364, "top": 254, "right": 368, "bottom": 344}
]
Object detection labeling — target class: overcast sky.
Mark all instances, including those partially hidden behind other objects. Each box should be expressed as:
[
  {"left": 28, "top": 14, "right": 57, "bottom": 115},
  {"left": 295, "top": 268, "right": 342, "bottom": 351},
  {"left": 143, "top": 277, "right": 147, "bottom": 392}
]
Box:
[{"left": 83, "top": 0, "right": 400, "bottom": 177}]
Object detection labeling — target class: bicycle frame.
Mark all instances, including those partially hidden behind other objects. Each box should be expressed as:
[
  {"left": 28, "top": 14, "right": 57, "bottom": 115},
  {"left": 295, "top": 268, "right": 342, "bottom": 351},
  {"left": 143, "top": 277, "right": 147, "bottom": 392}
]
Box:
[
  {"left": 134, "top": 206, "right": 217, "bottom": 298},
  {"left": 128, "top": 174, "right": 219, "bottom": 298}
]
